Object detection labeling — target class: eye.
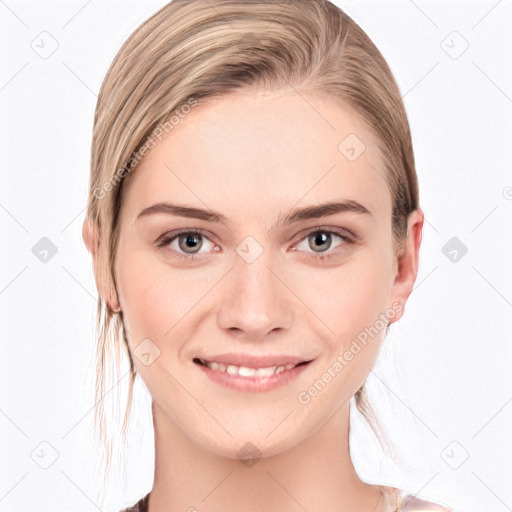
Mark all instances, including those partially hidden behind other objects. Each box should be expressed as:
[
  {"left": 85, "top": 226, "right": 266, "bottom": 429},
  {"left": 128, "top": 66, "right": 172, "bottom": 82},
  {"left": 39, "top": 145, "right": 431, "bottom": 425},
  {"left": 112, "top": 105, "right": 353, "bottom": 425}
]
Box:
[
  {"left": 293, "top": 228, "right": 354, "bottom": 261},
  {"left": 156, "top": 229, "right": 219, "bottom": 261},
  {"left": 156, "top": 227, "right": 355, "bottom": 262}
]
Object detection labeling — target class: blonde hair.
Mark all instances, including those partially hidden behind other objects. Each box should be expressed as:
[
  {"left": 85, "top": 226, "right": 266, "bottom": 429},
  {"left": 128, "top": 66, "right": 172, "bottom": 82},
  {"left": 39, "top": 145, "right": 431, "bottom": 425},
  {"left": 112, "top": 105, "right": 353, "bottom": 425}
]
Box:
[{"left": 84, "top": 0, "right": 418, "bottom": 493}]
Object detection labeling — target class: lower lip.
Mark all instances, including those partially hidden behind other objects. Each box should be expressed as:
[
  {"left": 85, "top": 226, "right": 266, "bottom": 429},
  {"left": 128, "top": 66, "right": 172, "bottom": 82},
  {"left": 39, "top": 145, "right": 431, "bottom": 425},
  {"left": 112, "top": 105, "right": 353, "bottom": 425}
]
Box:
[{"left": 194, "top": 360, "right": 313, "bottom": 393}]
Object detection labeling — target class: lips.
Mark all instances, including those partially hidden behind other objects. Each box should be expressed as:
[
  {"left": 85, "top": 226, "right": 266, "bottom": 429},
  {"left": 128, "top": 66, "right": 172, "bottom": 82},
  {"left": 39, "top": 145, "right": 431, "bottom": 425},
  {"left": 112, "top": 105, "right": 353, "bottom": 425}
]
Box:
[{"left": 193, "top": 353, "right": 315, "bottom": 393}]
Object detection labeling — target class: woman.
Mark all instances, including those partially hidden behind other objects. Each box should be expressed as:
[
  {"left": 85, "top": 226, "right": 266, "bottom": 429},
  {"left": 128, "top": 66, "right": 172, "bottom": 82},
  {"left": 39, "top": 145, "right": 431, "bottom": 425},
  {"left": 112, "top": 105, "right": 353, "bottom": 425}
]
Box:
[{"left": 82, "top": 1, "right": 453, "bottom": 510}]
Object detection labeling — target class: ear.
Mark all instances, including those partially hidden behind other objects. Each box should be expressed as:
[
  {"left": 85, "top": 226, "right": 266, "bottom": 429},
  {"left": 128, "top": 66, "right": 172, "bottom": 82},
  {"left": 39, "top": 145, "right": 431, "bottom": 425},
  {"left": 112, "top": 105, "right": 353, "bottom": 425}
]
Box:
[
  {"left": 388, "top": 208, "right": 424, "bottom": 325},
  {"left": 82, "top": 218, "right": 121, "bottom": 312}
]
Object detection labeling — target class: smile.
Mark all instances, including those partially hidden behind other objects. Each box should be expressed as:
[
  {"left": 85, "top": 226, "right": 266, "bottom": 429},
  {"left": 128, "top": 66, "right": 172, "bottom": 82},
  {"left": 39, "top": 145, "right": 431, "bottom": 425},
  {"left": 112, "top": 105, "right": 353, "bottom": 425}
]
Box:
[
  {"left": 195, "top": 357, "right": 308, "bottom": 377},
  {"left": 193, "top": 357, "right": 314, "bottom": 393}
]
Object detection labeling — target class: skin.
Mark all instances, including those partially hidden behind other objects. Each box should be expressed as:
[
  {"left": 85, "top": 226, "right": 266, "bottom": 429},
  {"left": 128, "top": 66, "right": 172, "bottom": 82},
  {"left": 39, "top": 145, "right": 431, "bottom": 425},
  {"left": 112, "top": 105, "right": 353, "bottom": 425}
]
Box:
[{"left": 83, "top": 90, "right": 423, "bottom": 512}]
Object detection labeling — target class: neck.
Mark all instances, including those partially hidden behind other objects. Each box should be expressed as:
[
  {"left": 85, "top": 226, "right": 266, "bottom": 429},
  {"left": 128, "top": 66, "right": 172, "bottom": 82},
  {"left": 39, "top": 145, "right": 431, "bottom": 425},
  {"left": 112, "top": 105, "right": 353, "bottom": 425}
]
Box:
[{"left": 148, "top": 400, "right": 383, "bottom": 512}]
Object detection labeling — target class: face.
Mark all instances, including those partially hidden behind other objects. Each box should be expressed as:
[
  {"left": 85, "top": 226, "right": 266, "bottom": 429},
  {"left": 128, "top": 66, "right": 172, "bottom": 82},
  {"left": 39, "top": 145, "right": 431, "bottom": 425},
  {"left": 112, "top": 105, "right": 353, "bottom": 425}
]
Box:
[{"left": 110, "top": 91, "right": 419, "bottom": 459}]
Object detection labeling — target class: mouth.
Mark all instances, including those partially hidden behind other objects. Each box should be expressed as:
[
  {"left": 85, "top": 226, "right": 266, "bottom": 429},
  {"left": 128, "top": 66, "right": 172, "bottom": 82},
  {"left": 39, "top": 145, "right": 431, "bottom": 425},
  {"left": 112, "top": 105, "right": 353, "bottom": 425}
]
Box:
[
  {"left": 193, "top": 357, "right": 312, "bottom": 378},
  {"left": 192, "top": 355, "right": 315, "bottom": 393}
]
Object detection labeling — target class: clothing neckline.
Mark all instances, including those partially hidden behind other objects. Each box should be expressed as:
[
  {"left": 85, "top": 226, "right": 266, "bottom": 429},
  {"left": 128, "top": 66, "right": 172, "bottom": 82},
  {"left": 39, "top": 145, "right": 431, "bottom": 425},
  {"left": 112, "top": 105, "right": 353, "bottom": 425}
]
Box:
[
  {"left": 131, "top": 485, "right": 402, "bottom": 512},
  {"left": 122, "top": 485, "right": 453, "bottom": 511}
]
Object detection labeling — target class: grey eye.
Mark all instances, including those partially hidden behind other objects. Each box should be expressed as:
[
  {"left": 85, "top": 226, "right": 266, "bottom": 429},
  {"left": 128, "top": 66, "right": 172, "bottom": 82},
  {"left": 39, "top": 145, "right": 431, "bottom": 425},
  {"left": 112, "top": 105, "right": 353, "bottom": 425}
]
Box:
[
  {"left": 178, "top": 233, "right": 203, "bottom": 254},
  {"left": 307, "top": 232, "right": 333, "bottom": 252}
]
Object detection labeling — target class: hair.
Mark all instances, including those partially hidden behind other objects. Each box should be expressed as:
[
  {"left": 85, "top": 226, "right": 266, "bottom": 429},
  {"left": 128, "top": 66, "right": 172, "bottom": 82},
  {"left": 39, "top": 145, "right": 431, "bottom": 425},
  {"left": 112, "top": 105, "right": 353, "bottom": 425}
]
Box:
[{"left": 84, "top": 0, "right": 419, "bottom": 495}]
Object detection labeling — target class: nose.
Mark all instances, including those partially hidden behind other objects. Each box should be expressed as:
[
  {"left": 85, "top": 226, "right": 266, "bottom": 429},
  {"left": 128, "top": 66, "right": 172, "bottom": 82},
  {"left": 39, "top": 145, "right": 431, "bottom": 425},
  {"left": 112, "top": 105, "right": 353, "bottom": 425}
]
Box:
[{"left": 217, "top": 250, "right": 293, "bottom": 340}]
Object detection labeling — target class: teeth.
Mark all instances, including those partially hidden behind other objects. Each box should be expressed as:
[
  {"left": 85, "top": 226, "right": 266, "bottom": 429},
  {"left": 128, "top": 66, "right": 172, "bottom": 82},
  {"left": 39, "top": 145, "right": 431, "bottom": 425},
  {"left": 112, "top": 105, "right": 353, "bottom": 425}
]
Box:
[
  {"left": 226, "top": 364, "right": 239, "bottom": 376},
  {"left": 256, "top": 366, "right": 276, "bottom": 377},
  {"left": 202, "top": 359, "right": 296, "bottom": 377}
]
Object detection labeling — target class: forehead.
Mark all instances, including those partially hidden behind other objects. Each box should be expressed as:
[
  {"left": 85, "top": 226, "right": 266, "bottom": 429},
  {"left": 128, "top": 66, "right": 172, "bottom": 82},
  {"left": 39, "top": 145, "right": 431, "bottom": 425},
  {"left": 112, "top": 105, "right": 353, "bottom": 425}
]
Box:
[{"left": 121, "top": 91, "right": 391, "bottom": 226}]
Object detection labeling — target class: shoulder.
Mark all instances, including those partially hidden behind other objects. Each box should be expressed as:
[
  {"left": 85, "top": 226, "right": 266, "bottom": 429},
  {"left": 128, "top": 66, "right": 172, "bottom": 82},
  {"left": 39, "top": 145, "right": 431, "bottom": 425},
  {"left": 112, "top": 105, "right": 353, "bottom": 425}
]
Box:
[
  {"left": 118, "top": 492, "right": 150, "bottom": 512},
  {"left": 398, "top": 493, "right": 452, "bottom": 511},
  {"left": 376, "top": 485, "right": 452, "bottom": 512}
]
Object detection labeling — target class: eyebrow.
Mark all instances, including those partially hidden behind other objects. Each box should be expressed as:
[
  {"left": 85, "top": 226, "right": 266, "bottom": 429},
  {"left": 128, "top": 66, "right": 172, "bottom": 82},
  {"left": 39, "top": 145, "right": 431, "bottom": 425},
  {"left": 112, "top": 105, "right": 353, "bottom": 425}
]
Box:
[{"left": 136, "top": 199, "right": 373, "bottom": 228}]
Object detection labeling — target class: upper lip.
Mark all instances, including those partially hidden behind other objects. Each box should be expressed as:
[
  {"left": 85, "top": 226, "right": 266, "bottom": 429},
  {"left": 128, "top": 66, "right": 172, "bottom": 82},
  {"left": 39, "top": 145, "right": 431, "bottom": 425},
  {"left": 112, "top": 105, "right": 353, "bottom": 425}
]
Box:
[{"left": 194, "top": 353, "right": 313, "bottom": 368}]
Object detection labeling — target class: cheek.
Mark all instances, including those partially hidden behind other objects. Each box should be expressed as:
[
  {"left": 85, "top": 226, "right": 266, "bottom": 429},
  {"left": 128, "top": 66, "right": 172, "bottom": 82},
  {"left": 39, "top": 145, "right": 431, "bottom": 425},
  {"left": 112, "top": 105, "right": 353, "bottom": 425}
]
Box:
[
  {"left": 116, "top": 249, "right": 213, "bottom": 350},
  {"left": 293, "top": 251, "right": 391, "bottom": 393},
  {"left": 293, "top": 250, "right": 391, "bottom": 336},
  {"left": 116, "top": 251, "right": 173, "bottom": 345}
]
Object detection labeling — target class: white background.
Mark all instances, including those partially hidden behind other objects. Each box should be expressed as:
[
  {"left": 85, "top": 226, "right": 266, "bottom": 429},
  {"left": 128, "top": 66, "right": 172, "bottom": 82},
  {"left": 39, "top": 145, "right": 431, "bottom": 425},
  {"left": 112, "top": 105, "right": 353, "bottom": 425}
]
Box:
[{"left": 1, "top": 1, "right": 511, "bottom": 511}]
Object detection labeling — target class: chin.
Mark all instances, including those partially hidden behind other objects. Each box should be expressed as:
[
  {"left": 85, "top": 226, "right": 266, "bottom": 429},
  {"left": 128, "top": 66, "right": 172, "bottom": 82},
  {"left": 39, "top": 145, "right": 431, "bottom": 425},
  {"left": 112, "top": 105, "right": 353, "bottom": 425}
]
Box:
[
  {"left": 208, "top": 437, "right": 294, "bottom": 462},
  {"left": 187, "top": 424, "right": 302, "bottom": 462}
]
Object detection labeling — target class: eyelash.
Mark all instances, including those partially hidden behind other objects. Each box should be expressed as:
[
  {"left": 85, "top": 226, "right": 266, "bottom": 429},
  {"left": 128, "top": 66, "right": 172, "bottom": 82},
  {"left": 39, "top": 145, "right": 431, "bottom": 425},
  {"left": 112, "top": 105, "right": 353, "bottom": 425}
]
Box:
[{"left": 156, "top": 228, "right": 355, "bottom": 262}]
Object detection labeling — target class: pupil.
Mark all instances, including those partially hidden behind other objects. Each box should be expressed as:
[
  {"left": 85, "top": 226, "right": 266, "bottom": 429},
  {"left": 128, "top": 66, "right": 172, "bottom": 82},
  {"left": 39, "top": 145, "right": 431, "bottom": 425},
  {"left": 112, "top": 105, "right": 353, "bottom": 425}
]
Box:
[
  {"left": 310, "top": 232, "right": 331, "bottom": 252},
  {"left": 180, "top": 234, "right": 201, "bottom": 253}
]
